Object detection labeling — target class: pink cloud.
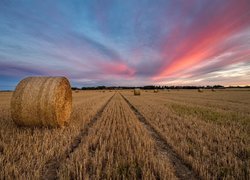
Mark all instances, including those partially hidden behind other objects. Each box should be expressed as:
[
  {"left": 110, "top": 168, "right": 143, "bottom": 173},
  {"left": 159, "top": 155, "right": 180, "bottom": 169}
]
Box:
[
  {"left": 99, "top": 62, "right": 135, "bottom": 77},
  {"left": 154, "top": 0, "right": 250, "bottom": 80}
]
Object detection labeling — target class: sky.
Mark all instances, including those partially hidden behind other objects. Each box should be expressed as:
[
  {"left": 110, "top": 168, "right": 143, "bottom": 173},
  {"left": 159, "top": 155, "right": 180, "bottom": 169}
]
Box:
[{"left": 0, "top": 0, "right": 250, "bottom": 89}]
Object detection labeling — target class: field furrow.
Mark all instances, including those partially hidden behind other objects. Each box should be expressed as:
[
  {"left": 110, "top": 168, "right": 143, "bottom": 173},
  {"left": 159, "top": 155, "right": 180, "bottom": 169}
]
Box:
[
  {"left": 59, "top": 94, "right": 177, "bottom": 179},
  {"left": 121, "top": 91, "right": 249, "bottom": 180},
  {"left": 42, "top": 93, "right": 115, "bottom": 179},
  {"left": 0, "top": 91, "right": 114, "bottom": 179},
  {"left": 0, "top": 89, "right": 249, "bottom": 179},
  {"left": 121, "top": 93, "right": 200, "bottom": 180}
]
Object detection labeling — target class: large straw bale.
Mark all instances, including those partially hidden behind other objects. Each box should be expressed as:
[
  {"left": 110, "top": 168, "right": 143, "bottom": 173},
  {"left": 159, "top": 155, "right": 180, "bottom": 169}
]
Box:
[
  {"left": 134, "top": 88, "right": 141, "bottom": 96},
  {"left": 11, "top": 76, "right": 72, "bottom": 127},
  {"left": 198, "top": 88, "right": 203, "bottom": 92},
  {"left": 154, "top": 89, "right": 158, "bottom": 93}
]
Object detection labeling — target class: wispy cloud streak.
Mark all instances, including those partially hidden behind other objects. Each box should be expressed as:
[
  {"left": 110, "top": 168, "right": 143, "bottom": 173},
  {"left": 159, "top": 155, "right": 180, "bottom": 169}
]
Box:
[{"left": 0, "top": 0, "right": 249, "bottom": 89}]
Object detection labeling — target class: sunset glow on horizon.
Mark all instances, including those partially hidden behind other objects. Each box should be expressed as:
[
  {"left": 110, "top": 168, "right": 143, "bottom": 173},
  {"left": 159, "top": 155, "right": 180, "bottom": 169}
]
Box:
[{"left": 0, "top": 0, "right": 249, "bottom": 89}]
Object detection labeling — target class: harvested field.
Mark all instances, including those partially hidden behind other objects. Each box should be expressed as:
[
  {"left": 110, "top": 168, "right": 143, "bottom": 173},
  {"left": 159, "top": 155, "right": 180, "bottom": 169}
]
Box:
[
  {"left": 121, "top": 89, "right": 250, "bottom": 179},
  {"left": 0, "top": 91, "right": 113, "bottom": 179},
  {"left": 0, "top": 89, "right": 249, "bottom": 179}
]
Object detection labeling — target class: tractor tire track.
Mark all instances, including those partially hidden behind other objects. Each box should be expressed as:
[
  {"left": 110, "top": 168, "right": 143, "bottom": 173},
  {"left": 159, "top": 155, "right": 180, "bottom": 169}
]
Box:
[
  {"left": 120, "top": 93, "right": 200, "bottom": 180},
  {"left": 42, "top": 93, "right": 115, "bottom": 180}
]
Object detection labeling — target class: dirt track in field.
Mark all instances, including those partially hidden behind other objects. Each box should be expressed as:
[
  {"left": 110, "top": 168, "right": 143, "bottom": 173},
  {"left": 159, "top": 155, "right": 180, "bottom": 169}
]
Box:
[
  {"left": 2, "top": 89, "right": 245, "bottom": 179},
  {"left": 120, "top": 93, "right": 200, "bottom": 180},
  {"left": 43, "top": 93, "right": 199, "bottom": 180},
  {"left": 42, "top": 94, "right": 115, "bottom": 180}
]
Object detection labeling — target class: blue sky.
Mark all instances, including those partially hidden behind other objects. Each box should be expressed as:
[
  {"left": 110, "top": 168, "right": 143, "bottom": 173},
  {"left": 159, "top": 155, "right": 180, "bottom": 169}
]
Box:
[{"left": 0, "top": 0, "right": 249, "bottom": 89}]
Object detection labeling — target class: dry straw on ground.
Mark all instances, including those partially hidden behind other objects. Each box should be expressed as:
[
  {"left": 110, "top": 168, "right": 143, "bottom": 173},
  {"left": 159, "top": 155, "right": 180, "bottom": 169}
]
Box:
[
  {"left": 11, "top": 76, "right": 72, "bottom": 127},
  {"left": 134, "top": 88, "right": 141, "bottom": 96}
]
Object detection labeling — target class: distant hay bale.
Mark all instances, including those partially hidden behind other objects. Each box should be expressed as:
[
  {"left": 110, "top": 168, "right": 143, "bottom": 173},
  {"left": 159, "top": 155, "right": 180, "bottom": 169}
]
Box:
[
  {"left": 134, "top": 88, "right": 140, "bottom": 96},
  {"left": 11, "top": 76, "right": 72, "bottom": 127},
  {"left": 154, "top": 89, "right": 158, "bottom": 93},
  {"left": 198, "top": 88, "right": 203, "bottom": 92},
  {"left": 211, "top": 88, "right": 216, "bottom": 92},
  {"left": 74, "top": 90, "right": 79, "bottom": 93}
]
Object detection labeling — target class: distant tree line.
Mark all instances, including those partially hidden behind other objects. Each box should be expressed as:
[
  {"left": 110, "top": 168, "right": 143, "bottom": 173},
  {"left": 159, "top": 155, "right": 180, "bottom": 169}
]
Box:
[{"left": 70, "top": 85, "right": 249, "bottom": 90}]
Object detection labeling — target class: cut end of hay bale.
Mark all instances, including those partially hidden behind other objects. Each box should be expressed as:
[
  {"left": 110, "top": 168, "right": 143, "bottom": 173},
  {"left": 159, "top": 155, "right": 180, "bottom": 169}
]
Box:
[
  {"left": 11, "top": 76, "right": 72, "bottom": 127},
  {"left": 134, "top": 88, "right": 141, "bottom": 96}
]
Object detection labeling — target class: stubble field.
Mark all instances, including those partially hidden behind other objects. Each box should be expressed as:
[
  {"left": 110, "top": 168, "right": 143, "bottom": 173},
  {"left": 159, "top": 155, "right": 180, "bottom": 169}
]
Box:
[{"left": 0, "top": 89, "right": 249, "bottom": 179}]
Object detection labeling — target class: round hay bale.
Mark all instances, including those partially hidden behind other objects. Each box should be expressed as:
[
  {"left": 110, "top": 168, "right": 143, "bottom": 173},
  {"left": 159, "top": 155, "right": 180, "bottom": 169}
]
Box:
[
  {"left": 74, "top": 90, "right": 79, "bottom": 93},
  {"left": 211, "top": 88, "right": 216, "bottom": 92},
  {"left": 198, "top": 88, "right": 203, "bottom": 92},
  {"left": 134, "top": 88, "right": 140, "bottom": 96},
  {"left": 154, "top": 89, "right": 158, "bottom": 93},
  {"left": 11, "top": 76, "right": 72, "bottom": 127}
]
